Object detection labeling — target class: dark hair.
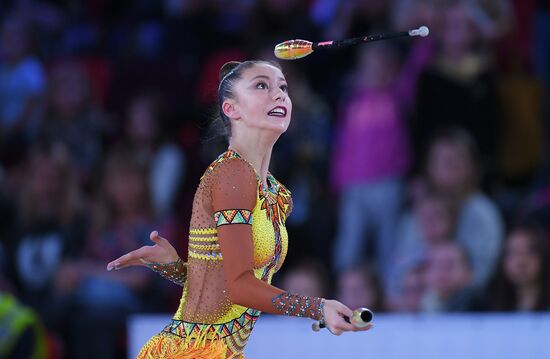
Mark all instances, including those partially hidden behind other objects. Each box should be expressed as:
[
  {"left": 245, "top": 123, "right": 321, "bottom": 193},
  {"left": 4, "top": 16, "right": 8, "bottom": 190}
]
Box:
[
  {"left": 487, "top": 224, "right": 550, "bottom": 311},
  {"left": 215, "top": 60, "right": 282, "bottom": 139}
]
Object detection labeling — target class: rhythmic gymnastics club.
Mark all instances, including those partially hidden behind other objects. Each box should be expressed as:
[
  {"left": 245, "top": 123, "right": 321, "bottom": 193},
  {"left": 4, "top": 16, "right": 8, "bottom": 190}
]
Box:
[{"left": 274, "top": 26, "right": 429, "bottom": 60}]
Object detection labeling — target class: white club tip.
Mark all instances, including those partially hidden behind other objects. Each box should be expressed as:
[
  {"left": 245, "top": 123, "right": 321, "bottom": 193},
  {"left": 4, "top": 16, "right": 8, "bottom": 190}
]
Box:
[{"left": 409, "top": 26, "right": 430, "bottom": 37}]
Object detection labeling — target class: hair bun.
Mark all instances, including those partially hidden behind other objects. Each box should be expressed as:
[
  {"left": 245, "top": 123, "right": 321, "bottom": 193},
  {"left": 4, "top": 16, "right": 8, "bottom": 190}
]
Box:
[{"left": 219, "top": 61, "right": 241, "bottom": 81}]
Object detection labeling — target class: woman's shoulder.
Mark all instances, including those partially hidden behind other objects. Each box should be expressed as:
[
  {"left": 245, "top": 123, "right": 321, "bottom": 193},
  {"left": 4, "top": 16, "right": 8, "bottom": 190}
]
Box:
[
  {"left": 203, "top": 150, "right": 258, "bottom": 184},
  {"left": 459, "top": 192, "right": 504, "bottom": 230}
]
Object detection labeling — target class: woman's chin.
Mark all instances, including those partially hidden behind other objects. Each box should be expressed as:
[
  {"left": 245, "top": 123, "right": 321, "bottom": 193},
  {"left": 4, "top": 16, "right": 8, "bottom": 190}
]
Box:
[
  {"left": 265, "top": 119, "right": 290, "bottom": 133},
  {"left": 245, "top": 119, "right": 290, "bottom": 136}
]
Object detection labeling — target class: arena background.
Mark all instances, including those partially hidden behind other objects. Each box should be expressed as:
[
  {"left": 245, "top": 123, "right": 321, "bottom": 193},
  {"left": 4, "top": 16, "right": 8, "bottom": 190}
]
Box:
[{"left": 0, "top": 0, "right": 549, "bottom": 358}]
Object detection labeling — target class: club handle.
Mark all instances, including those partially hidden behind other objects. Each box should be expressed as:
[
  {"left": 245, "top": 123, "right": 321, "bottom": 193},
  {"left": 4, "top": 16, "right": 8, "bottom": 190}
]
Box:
[
  {"left": 312, "top": 308, "right": 374, "bottom": 332},
  {"left": 313, "top": 31, "right": 409, "bottom": 51}
]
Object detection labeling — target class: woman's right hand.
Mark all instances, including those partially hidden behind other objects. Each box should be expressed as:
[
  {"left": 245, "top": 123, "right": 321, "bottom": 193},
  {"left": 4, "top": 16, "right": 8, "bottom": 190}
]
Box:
[
  {"left": 322, "top": 299, "right": 373, "bottom": 336},
  {"left": 106, "top": 231, "right": 179, "bottom": 271}
]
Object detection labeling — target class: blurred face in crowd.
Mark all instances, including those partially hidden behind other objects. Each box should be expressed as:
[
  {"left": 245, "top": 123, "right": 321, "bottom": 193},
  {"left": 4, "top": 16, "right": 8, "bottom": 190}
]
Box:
[
  {"left": 504, "top": 230, "right": 541, "bottom": 287},
  {"left": 440, "top": 3, "right": 477, "bottom": 56},
  {"left": 28, "top": 154, "right": 65, "bottom": 205},
  {"left": 417, "top": 195, "right": 454, "bottom": 244},
  {"left": 336, "top": 267, "right": 379, "bottom": 311},
  {"left": 104, "top": 161, "right": 148, "bottom": 215},
  {"left": 21, "top": 148, "right": 74, "bottom": 222},
  {"left": 427, "top": 140, "right": 474, "bottom": 194},
  {"left": 424, "top": 243, "right": 471, "bottom": 299},
  {"left": 224, "top": 63, "right": 292, "bottom": 135},
  {"left": 50, "top": 64, "right": 90, "bottom": 119},
  {"left": 281, "top": 268, "right": 324, "bottom": 298},
  {"left": 127, "top": 97, "right": 158, "bottom": 144}
]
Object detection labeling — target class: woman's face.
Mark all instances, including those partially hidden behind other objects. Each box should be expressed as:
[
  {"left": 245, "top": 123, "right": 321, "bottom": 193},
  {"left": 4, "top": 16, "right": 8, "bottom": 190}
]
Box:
[
  {"left": 504, "top": 231, "right": 541, "bottom": 286},
  {"left": 336, "top": 269, "right": 378, "bottom": 311},
  {"left": 424, "top": 244, "right": 471, "bottom": 299},
  {"left": 105, "top": 165, "right": 147, "bottom": 212},
  {"left": 427, "top": 141, "right": 473, "bottom": 193},
  {"left": 127, "top": 99, "right": 157, "bottom": 144},
  {"left": 51, "top": 67, "right": 89, "bottom": 118},
  {"left": 417, "top": 197, "right": 453, "bottom": 243},
  {"left": 225, "top": 63, "right": 292, "bottom": 134},
  {"left": 440, "top": 4, "right": 476, "bottom": 55}
]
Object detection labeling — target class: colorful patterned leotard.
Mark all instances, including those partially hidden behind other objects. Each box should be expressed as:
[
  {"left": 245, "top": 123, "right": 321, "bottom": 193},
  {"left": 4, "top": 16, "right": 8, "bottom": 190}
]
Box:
[{"left": 137, "top": 150, "right": 324, "bottom": 359}]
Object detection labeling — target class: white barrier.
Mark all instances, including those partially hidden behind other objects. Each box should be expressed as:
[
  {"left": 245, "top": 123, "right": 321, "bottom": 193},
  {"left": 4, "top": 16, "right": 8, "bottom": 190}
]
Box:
[{"left": 128, "top": 313, "right": 550, "bottom": 358}]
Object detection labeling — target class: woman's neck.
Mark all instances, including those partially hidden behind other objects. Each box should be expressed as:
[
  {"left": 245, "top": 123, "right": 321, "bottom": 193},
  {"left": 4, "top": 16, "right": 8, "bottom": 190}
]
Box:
[{"left": 229, "top": 131, "right": 277, "bottom": 188}]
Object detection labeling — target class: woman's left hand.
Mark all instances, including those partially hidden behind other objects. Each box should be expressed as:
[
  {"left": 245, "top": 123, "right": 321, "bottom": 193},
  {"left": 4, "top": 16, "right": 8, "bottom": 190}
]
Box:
[{"left": 322, "top": 299, "right": 374, "bottom": 335}]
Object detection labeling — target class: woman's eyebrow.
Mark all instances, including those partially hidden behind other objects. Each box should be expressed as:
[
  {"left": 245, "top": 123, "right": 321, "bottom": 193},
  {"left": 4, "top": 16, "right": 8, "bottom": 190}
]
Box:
[{"left": 250, "top": 75, "right": 286, "bottom": 82}]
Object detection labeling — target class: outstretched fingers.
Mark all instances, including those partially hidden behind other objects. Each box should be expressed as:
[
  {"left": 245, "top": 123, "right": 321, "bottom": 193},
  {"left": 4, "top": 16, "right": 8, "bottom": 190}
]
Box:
[{"left": 106, "top": 246, "right": 152, "bottom": 271}]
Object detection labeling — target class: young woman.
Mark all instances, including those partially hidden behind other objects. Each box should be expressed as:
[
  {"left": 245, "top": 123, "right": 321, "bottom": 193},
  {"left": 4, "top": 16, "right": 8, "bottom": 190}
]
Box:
[
  {"left": 487, "top": 225, "right": 550, "bottom": 312},
  {"left": 107, "top": 60, "right": 372, "bottom": 358}
]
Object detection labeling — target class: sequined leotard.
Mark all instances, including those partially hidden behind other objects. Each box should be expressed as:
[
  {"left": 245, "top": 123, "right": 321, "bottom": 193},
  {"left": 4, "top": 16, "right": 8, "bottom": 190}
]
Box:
[{"left": 138, "top": 150, "right": 324, "bottom": 358}]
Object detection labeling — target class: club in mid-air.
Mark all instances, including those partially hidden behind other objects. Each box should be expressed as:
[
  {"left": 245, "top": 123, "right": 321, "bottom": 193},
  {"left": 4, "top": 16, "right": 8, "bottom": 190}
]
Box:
[{"left": 274, "top": 26, "right": 430, "bottom": 60}]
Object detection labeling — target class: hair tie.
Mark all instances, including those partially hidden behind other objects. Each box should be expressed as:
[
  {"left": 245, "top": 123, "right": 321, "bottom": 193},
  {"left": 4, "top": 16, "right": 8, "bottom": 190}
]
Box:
[{"left": 219, "top": 64, "right": 241, "bottom": 89}]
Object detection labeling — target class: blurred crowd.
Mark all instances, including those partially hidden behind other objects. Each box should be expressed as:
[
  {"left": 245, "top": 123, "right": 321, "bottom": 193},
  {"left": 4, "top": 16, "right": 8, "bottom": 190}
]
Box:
[{"left": 0, "top": 0, "right": 549, "bottom": 358}]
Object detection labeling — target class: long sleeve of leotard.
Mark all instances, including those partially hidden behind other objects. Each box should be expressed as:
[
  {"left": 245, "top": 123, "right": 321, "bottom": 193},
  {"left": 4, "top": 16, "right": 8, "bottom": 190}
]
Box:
[{"left": 211, "top": 157, "right": 324, "bottom": 320}]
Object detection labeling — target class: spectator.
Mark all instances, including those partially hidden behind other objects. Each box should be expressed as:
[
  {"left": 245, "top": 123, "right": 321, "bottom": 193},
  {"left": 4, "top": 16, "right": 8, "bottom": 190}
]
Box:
[
  {"left": 278, "top": 258, "right": 329, "bottom": 299},
  {"left": 7, "top": 143, "right": 87, "bottom": 320},
  {"left": 387, "top": 190, "right": 457, "bottom": 302},
  {"left": 421, "top": 242, "right": 475, "bottom": 312},
  {"left": 336, "top": 264, "right": 385, "bottom": 313},
  {"left": 413, "top": 0, "right": 500, "bottom": 178},
  {"left": 486, "top": 225, "right": 550, "bottom": 311},
  {"left": 331, "top": 37, "right": 432, "bottom": 276},
  {"left": 53, "top": 149, "right": 169, "bottom": 359},
  {"left": 121, "top": 92, "right": 186, "bottom": 219},
  {"left": 37, "top": 60, "right": 108, "bottom": 185},
  {"left": 0, "top": 292, "right": 47, "bottom": 358},
  {"left": 392, "top": 263, "right": 426, "bottom": 312},
  {"left": 424, "top": 128, "right": 504, "bottom": 288}
]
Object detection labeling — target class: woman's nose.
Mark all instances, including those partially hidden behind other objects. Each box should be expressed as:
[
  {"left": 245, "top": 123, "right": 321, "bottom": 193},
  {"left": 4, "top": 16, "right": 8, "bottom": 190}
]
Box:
[{"left": 272, "top": 87, "right": 286, "bottom": 101}]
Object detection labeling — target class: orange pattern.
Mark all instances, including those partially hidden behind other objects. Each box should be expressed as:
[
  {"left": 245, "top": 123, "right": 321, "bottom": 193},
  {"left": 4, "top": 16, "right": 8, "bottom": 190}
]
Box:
[{"left": 137, "top": 332, "right": 244, "bottom": 359}]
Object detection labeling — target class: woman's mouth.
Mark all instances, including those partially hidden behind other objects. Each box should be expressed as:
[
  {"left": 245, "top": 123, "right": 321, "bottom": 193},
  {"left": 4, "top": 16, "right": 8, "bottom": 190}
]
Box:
[{"left": 267, "top": 106, "right": 287, "bottom": 117}]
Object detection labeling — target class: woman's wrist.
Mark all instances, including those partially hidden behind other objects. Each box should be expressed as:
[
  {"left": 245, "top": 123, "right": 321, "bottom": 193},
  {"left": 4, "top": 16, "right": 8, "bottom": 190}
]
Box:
[
  {"left": 271, "top": 292, "right": 326, "bottom": 321},
  {"left": 318, "top": 298, "right": 326, "bottom": 324},
  {"left": 145, "top": 257, "right": 187, "bottom": 286}
]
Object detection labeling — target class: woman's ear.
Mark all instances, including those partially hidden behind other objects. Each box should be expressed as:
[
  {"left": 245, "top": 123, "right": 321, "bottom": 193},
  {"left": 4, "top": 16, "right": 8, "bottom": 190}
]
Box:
[{"left": 222, "top": 100, "right": 240, "bottom": 120}]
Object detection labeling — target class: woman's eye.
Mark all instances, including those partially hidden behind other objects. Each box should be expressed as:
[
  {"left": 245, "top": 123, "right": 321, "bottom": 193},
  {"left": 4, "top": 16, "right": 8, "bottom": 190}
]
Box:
[
  {"left": 256, "top": 82, "right": 267, "bottom": 89},
  {"left": 280, "top": 85, "right": 288, "bottom": 92}
]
